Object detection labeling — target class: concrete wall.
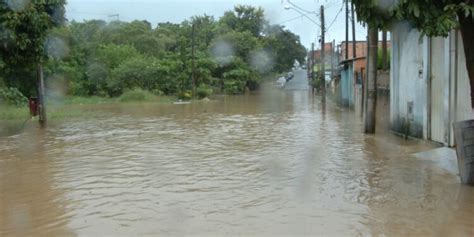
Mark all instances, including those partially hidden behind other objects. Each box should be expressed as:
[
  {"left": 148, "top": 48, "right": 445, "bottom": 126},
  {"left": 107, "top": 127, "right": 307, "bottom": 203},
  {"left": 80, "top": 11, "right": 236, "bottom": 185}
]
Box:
[
  {"left": 377, "top": 71, "right": 390, "bottom": 91},
  {"left": 391, "top": 23, "right": 472, "bottom": 146},
  {"left": 390, "top": 22, "right": 426, "bottom": 138}
]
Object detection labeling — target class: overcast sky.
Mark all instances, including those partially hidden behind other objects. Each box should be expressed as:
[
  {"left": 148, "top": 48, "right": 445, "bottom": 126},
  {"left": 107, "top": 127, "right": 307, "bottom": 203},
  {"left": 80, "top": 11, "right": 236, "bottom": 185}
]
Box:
[{"left": 66, "top": 0, "right": 367, "bottom": 49}]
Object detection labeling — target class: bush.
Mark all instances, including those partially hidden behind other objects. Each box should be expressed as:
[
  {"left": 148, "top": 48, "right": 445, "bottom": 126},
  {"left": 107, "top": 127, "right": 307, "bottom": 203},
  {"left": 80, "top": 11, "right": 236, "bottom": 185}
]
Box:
[
  {"left": 0, "top": 87, "right": 28, "bottom": 107},
  {"left": 178, "top": 90, "right": 192, "bottom": 100},
  {"left": 196, "top": 84, "right": 213, "bottom": 99},
  {"left": 108, "top": 55, "right": 184, "bottom": 97},
  {"left": 119, "top": 88, "right": 155, "bottom": 102}
]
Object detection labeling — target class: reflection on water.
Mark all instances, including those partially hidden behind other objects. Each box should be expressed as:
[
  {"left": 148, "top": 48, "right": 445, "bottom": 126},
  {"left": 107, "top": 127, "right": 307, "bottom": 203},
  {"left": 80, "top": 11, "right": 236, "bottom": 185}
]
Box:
[{"left": 1, "top": 83, "right": 473, "bottom": 236}]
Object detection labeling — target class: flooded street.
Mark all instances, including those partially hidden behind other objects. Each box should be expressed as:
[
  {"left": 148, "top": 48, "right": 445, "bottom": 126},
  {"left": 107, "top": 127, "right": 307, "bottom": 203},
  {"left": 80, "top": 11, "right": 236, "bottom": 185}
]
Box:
[{"left": 1, "top": 70, "right": 473, "bottom": 236}]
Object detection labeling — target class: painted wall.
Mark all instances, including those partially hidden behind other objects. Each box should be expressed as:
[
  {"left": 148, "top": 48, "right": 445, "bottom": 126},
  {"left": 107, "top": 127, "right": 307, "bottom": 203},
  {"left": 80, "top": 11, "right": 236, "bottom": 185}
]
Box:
[
  {"left": 391, "top": 23, "right": 472, "bottom": 146},
  {"left": 340, "top": 63, "right": 354, "bottom": 107},
  {"left": 390, "top": 22, "right": 426, "bottom": 138}
]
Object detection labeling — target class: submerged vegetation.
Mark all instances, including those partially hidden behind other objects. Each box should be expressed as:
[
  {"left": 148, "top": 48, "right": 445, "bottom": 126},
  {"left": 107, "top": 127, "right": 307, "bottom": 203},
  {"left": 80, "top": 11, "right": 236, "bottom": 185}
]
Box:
[{"left": 0, "top": 5, "right": 306, "bottom": 105}]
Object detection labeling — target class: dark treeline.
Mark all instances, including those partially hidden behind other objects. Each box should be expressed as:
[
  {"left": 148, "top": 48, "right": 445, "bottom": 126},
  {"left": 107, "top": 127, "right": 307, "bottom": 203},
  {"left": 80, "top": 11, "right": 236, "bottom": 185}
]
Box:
[{"left": 1, "top": 5, "right": 306, "bottom": 100}]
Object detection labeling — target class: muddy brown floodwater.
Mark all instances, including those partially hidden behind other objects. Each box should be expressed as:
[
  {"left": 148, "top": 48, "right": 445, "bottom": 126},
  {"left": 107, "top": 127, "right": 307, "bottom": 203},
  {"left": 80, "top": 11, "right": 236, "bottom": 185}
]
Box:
[{"left": 1, "top": 72, "right": 474, "bottom": 236}]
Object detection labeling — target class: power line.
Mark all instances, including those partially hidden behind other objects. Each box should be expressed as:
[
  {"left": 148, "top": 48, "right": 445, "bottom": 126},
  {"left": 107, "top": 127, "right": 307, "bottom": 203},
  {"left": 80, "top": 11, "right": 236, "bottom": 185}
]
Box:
[
  {"left": 287, "top": 0, "right": 320, "bottom": 17},
  {"left": 326, "top": 3, "right": 344, "bottom": 31},
  {"left": 276, "top": 15, "right": 304, "bottom": 25}
]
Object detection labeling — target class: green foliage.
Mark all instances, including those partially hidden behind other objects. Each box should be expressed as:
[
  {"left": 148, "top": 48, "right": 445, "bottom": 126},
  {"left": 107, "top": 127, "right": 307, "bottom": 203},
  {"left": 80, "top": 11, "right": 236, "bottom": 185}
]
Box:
[
  {"left": 219, "top": 5, "right": 266, "bottom": 37},
  {"left": 96, "top": 44, "right": 140, "bottom": 69},
  {"left": 0, "top": 1, "right": 66, "bottom": 65},
  {"left": 1, "top": 4, "right": 307, "bottom": 100},
  {"left": 107, "top": 56, "right": 161, "bottom": 96},
  {"left": 178, "top": 90, "right": 193, "bottom": 100},
  {"left": 119, "top": 88, "right": 155, "bottom": 102},
  {"left": 263, "top": 25, "right": 306, "bottom": 73},
  {"left": 352, "top": 0, "right": 473, "bottom": 36},
  {"left": 377, "top": 48, "right": 391, "bottom": 70},
  {"left": 0, "top": 87, "right": 28, "bottom": 107},
  {"left": 196, "top": 84, "right": 213, "bottom": 99}
]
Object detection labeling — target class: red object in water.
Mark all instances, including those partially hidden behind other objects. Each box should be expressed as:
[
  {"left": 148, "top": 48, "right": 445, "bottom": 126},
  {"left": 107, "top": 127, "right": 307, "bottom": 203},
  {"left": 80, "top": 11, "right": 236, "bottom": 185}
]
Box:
[{"left": 29, "top": 97, "right": 39, "bottom": 117}]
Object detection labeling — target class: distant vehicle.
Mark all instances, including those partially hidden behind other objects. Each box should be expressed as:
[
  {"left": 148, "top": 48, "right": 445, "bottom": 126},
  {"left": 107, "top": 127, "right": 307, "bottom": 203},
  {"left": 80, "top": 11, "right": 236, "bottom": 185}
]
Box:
[
  {"left": 301, "top": 65, "right": 307, "bottom": 69},
  {"left": 276, "top": 76, "right": 286, "bottom": 88}
]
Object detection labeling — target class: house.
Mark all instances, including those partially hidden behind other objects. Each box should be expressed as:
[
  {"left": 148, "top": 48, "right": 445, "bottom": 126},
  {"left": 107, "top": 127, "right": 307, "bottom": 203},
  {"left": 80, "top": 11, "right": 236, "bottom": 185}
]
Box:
[
  {"left": 339, "top": 40, "right": 391, "bottom": 61},
  {"left": 390, "top": 22, "right": 472, "bottom": 146},
  {"left": 308, "top": 42, "right": 333, "bottom": 64},
  {"left": 338, "top": 57, "right": 366, "bottom": 109}
]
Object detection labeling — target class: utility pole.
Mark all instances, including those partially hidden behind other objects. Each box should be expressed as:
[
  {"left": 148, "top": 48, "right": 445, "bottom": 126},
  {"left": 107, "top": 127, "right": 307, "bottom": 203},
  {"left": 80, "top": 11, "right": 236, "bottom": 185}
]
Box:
[
  {"left": 345, "top": 0, "right": 349, "bottom": 60},
  {"left": 331, "top": 39, "right": 335, "bottom": 78},
  {"left": 320, "top": 5, "right": 326, "bottom": 102},
  {"left": 351, "top": 2, "right": 356, "bottom": 59},
  {"left": 337, "top": 44, "right": 340, "bottom": 64},
  {"left": 382, "top": 30, "right": 388, "bottom": 70},
  {"left": 364, "top": 26, "right": 378, "bottom": 134},
  {"left": 37, "top": 63, "right": 46, "bottom": 128},
  {"left": 311, "top": 42, "right": 315, "bottom": 92},
  {"left": 191, "top": 23, "right": 196, "bottom": 98}
]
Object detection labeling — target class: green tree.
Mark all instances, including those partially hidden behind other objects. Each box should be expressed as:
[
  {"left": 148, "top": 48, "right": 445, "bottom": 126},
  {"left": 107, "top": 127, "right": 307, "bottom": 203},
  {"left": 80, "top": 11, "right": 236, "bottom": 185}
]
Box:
[
  {"left": 263, "top": 25, "right": 306, "bottom": 73},
  {"left": 0, "top": 0, "right": 66, "bottom": 126},
  {"left": 219, "top": 5, "right": 266, "bottom": 37}
]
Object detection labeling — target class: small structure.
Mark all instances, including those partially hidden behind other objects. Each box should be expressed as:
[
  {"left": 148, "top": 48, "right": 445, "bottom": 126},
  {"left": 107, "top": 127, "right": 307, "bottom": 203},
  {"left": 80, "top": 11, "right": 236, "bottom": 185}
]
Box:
[{"left": 338, "top": 57, "right": 366, "bottom": 110}]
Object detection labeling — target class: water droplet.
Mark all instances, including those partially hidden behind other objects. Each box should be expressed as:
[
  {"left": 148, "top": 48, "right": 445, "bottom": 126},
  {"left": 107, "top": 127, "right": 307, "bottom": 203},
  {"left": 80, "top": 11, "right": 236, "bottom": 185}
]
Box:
[
  {"left": 249, "top": 49, "right": 274, "bottom": 73},
  {"left": 46, "top": 36, "right": 70, "bottom": 59},
  {"left": 210, "top": 40, "right": 235, "bottom": 66}
]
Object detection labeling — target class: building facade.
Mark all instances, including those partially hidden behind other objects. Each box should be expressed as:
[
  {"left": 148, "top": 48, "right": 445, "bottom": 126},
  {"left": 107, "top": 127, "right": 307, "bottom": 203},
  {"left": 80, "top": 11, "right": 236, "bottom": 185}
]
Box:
[{"left": 390, "top": 23, "right": 472, "bottom": 146}]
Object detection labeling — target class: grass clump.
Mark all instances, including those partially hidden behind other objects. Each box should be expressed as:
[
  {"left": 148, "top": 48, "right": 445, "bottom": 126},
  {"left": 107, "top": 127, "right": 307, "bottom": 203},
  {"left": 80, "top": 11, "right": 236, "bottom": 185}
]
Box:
[
  {"left": 0, "top": 105, "right": 29, "bottom": 120},
  {"left": 119, "top": 88, "right": 155, "bottom": 102},
  {"left": 63, "top": 96, "right": 114, "bottom": 105}
]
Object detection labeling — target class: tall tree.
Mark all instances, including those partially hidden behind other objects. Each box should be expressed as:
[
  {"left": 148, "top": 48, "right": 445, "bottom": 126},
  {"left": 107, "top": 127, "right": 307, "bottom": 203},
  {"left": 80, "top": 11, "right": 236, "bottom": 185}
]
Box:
[
  {"left": 219, "top": 5, "right": 266, "bottom": 37},
  {"left": 0, "top": 0, "right": 67, "bottom": 127}
]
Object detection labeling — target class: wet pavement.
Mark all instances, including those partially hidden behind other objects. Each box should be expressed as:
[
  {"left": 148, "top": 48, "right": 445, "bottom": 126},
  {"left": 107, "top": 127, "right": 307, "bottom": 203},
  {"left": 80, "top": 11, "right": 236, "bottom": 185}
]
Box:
[{"left": 1, "top": 70, "right": 473, "bottom": 236}]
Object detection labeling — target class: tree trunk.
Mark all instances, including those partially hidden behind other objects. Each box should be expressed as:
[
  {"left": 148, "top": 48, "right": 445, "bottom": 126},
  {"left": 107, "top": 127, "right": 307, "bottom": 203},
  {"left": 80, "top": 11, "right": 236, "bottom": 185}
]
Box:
[
  {"left": 458, "top": 12, "right": 474, "bottom": 109},
  {"left": 320, "top": 5, "right": 326, "bottom": 102},
  {"left": 364, "top": 26, "right": 378, "bottom": 133},
  {"left": 37, "top": 63, "right": 47, "bottom": 128}
]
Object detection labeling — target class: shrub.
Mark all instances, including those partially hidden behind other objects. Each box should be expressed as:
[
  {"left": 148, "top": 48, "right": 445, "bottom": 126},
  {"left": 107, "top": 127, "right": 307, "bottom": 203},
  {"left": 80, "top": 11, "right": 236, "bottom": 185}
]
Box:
[
  {"left": 119, "top": 88, "right": 154, "bottom": 102},
  {"left": 178, "top": 90, "right": 192, "bottom": 100},
  {"left": 0, "top": 87, "right": 28, "bottom": 107},
  {"left": 196, "top": 84, "right": 213, "bottom": 99},
  {"left": 108, "top": 56, "right": 183, "bottom": 97}
]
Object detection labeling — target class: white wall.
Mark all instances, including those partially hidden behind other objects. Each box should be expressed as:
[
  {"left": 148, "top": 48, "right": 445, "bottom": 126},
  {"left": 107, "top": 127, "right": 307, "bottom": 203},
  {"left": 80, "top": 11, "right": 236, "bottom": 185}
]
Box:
[
  {"left": 391, "top": 24, "right": 472, "bottom": 146},
  {"left": 390, "top": 22, "right": 426, "bottom": 138}
]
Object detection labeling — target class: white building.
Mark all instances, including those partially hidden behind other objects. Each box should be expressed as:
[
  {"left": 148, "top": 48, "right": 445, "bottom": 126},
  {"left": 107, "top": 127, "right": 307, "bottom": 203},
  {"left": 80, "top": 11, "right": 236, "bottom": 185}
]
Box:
[{"left": 390, "top": 22, "right": 473, "bottom": 146}]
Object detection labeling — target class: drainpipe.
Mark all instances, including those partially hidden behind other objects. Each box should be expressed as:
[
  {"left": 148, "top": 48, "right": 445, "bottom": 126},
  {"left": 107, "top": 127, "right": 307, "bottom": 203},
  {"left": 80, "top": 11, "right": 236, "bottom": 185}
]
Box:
[
  {"left": 454, "top": 29, "right": 459, "bottom": 126},
  {"left": 446, "top": 33, "right": 453, "bottom": 146},
  {"left": 427, "top": 37, "right": 432, "bottom": 140}
]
